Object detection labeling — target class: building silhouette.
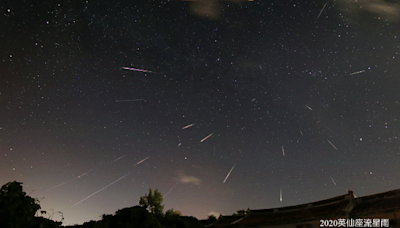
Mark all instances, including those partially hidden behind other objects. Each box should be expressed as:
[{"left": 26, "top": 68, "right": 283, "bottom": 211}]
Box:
[{"left": 208, "top": 189, "right": 400, "bottom": 228}]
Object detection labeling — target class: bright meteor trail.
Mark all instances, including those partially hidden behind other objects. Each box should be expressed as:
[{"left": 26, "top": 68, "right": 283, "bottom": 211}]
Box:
[
  {"left": 164, "top": 183, "right": 178, "bottom": 198},
  {"left": 200, "top": 133, "right": 214, "bottom": 143},
  {"left": 330, "top": 176, "right": 337, "bottom": 185},
  {"left": 327, "top": 140, "right": 338, "bottom": 150},
  {"left": 134, "top": 157, "right": 149, "bottom": 166},
  {"left": 182, "top": 123, "right": 196, "bottom": 129},
  {"left": 316, "top": 2, "right": 328, "bottom": 22},
  {"left": 45, "top": 169, "right": 94, "bottom": 192},
  {"left": 223, "top": 163, "right": 236, "bottom": 183},
  {"left": 115, "top": 99, "right": 144, "bottom": 102},
  {"left": 111, "top": 155, "right": 127, "bottom": 162},
  {"left": 72, "top": 172, "right": 131, "bottom": 207},
  {"left": 121, "top": 67, "right": 152, "bottom": 73},
  {"left": 349, "top": 70, "right": 365, "bottom": 75},
  {"left": 72, "top": 157, "right": 148, "bottom": 207}
]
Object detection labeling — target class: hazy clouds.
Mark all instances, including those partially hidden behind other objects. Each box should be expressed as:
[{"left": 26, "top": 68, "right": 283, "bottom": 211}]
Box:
[{"left": 175, "top": 170, "right": 202, "bottom": 186}]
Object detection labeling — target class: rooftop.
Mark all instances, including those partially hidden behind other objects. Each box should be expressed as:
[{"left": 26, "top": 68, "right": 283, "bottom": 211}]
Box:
[{"left": 208, "top": 189, "right": 400, "bottom": 228}]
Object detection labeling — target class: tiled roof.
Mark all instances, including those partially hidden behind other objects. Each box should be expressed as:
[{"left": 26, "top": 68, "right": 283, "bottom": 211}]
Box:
[
  {"left": 207, "top": 215, "right": 246, "bottom": 228},
  {"left": 232, "top": 196, "right": 351, "bottom": 227},
  {"left": 351, "top": 189, "right": 400, "bottom": 215},
  {"left": 210, "top": 189, "right": 400, "bottom": 227}
]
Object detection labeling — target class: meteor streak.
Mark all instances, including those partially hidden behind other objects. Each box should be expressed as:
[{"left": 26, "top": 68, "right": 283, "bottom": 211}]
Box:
[
  {"left": 280, "top": 187, "right": 283, "bottom": 201},
  {"left": 77, "top": 169, "right": 94, "bottom": 178},
  {"left": 330, "top": 176, "right": 337, "bottom": 185},
  {"left": 135, "top": 157, "right": 149, "bottom": 166},
  {"left": 115, "top": 99, "right": 144, "bottom": 102},
  {"left": 223, "top": 163, "right": 236, "bottom": 183},
  {"left": 327, "top": 140, "right": 338, "bottom": 150},
  {"left": 111, "top": 155, "right": 127, "bottom": 162},
  {"left": 45, "top": 181, "right": 71, "bottom": 192},
  {"left": 121, "top": 67, "right": 153, "bottom": 73},
  {"left": 200, "top": 133, "right": 214, "bottom": 143},
  {"left": 182, "top": 123, "right": 196, "bottom": 129},
  {"left": 282, "top": 146, "right": 285, "bottom": 156},
  {"left": 305, "top": 105, "right": 313, "bottom": 111},
  {"left": 349, "top": 70, "right": 365, "bottom": 75},
  {"left": 73, "top": 172, "right": 131, "bottom": 207},
  {"left": 316, "top": 2, "right": 328, "bottom": 22},
  {"left": 46, "top": 169, "right": 94, "bottom": 192},
  {"left": 164, "top": 183, "right": 178, "bottom": 198}
]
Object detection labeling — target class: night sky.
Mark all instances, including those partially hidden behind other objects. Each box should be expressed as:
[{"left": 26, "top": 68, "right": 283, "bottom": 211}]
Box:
[{"left": 1, "top": 0, "right": 400, "bottom": 225}]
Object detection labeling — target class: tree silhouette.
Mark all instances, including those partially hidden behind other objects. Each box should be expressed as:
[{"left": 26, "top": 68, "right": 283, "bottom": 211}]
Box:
[
  {"left": 78, "top": 206, "right": 163, "bottom": 228},
  {"left": 165, "top": 208, "right": 182, "bottom": 217},
  {"left": 236, "top": 209, "right": 248, "bottom": 215},
  {"left": 162, "top": 215, "right": 205, "bottom": 228},
  {"left": 114, "top": 206, "right": 162, "bottom": 228},
  {"left": 0, "top": 181, "right": 41, "bottom": 227},
  {"left": 200, "top": 215, "right": 218, "bottom": 226},
  {"left": 139, "top": 188, "right": 164, "bottom": 215},
  {"left": 0, "top": 181, "right": 61, "bottom": 228}
]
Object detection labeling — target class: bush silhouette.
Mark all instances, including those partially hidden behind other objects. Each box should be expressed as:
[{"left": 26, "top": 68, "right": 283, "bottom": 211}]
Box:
[{"left": 0, "top": 181, "right": 61, "bottom": 228}]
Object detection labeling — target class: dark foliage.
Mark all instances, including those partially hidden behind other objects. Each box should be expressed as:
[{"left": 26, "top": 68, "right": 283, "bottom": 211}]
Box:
[
  {"left": 139, "top": 188, "right": 164, "bottom": 215},
  {"left": 0, "top": 182, "right": 206, "bottom": 228},
  {"left": 0, "top": 181, "right": 61, "bottom": 228},
  {"left": 69, "top": 206, "right": 205, "bottom": 228},
  {"left": 161, "top": 215, "right": 205, "bottom": 228},
  {"left": 199, "top": 215, "right": 218, "bottom": 226}
]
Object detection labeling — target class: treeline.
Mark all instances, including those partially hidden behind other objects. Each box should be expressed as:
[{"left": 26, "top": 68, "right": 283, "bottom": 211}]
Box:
[
  {"left": 0, "top": 181, "right": 217, "bottom": 228},
  {"left": 69, "top": 206, "right": 215, "bottom": 228},
  {"left": 66, "top": 188, "right": 217, "bottom": 228},
  {"left": 0, "top": 181, "right": 62, "bottom": 228}
]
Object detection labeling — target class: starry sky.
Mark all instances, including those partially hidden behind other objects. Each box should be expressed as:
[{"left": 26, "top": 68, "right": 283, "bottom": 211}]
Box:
[{"left": 1, "top": 0, "right": 400, "bottom": 225}]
